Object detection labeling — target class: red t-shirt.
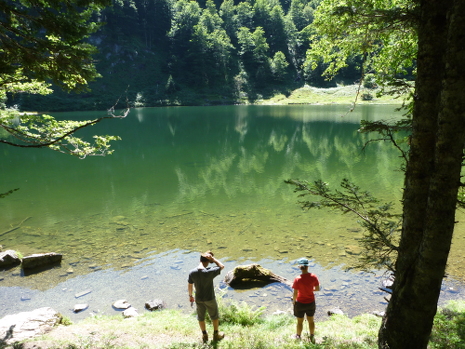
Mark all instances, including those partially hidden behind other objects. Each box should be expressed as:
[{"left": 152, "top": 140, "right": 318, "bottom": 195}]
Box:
[{"left": 292, "top": 273, "right": 319, "bottom": 304}]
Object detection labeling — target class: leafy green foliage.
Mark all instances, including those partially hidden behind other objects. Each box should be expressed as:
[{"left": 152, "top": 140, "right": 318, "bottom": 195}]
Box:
[
  {"left": 285, "top": 178, "right": 400, "bottom": 271},
  {"left": 270, "top": 51, "right": 290, "bottom": 81},
  {"left": 306, "top": 0, "right": 417, "bottom": 99},
  {"left": 0, "top": 0, "right": 110, "bottom": 94},
  {"left": 358, "top": 118, "right": 411, "bottom": 164},
  {"left": 430, "top": 302, "right": 465, "bottom": 349},
  {"left": 218, "top": 299, "right": 266, "bottom": 326},
  {"left": 31, "top": 0, "right": 332, "bottom": 110},
  {"left": 0, "top": 0, "right": 127, "bottom": 159},
  {"left": 0, "top": 107, "right": 127, "bottom": 158}
]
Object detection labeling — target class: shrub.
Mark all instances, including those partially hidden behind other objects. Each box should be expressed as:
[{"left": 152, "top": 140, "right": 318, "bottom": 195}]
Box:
[
  {"left": 430, "top": 301, "right": 465, "bottom": 349},
  {"left": 218, "top": 299, "right": 265, "bottom": 326}
]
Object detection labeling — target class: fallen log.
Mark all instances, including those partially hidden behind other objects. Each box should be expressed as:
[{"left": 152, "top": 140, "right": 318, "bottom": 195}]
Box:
[{"left": 224, "top": 264, "right": 292, "bottom": 289}]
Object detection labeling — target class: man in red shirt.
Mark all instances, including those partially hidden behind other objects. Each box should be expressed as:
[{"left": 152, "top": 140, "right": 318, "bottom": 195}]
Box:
[{"left": 292, "top": 257, "right": 320, "bottom": 343}]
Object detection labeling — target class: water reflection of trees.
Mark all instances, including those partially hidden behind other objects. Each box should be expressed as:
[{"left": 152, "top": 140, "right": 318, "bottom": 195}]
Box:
[{"left": 173, "top": 118, "right": 403, "bottom": 205}]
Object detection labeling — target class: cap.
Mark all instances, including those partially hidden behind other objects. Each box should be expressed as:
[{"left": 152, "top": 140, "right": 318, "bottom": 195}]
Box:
[{"left": 297, "top": 257, "right": 309, "bottom": 266}]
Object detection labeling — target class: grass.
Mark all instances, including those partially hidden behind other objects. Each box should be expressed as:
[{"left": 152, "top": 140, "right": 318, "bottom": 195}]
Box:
[
  {"left": 15, "top": 300, "right": 465, "bottom": 349},
  {"left": 258, "top": 84, "right": 401, "bottom": 106}
]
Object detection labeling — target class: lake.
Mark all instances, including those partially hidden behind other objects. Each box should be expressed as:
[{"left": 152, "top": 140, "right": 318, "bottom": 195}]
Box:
[{"left": 1, "top": 104, "right": 464, "bottom": 321}]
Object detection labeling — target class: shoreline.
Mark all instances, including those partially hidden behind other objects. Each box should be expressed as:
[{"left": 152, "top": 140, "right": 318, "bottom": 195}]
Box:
[
  {"left": 33, "top": 84, "right": 403, "bottom": 113},
  {"left": 1, "top": 250, "right": 464, "bottom": 324}
]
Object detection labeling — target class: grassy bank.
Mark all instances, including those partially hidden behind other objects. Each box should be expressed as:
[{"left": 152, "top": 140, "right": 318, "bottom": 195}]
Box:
[
  {"left": 16, "top": 300, "right": 465, "bottom": 349},
  {"left": 257, "top": 84, "right": 401, "bottom": 106}
]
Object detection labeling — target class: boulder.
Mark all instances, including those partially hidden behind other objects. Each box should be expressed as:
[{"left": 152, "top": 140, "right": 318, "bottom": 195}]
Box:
[
  {"left": 0, "top": 250, "right": 21, "bottom": 269},
  {"left": 0, "top": 307, "right": 62, "bottom": 344},
  {"left": 21, "top": 252, "right": 62, "bottom": 270},
  {"left": 224, "top": 264, "right": 292, "bottom": 289},
  {"left": 145, "top": 299, "right": 166, "bottom": 311}
]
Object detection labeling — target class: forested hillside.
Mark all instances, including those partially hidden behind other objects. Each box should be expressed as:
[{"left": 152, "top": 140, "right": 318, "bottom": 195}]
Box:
[{"left": 17, "top": 0, "right": 361, "bottom": 111}]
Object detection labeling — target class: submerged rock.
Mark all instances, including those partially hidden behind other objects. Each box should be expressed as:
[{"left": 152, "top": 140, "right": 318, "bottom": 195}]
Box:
[
  {"left": 21, "top": 252, "right": 62, "bottom": 270},
  {"left": 75, "top": 290, "right": 92, "bottom": 298}
]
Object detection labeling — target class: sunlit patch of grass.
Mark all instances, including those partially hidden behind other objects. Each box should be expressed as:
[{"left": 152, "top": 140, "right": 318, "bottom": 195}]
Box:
[
  {"left": 20, "top": 300, "right": 465, "bottom": 349},
  {"left": 260, "top": 84, "right": 400, "bottom": 105}
]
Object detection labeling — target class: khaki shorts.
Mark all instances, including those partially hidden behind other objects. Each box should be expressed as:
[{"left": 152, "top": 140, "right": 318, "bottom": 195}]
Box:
[
  {"left": 294, "top": 301, "right": 316, "bottom": 318},
  {"left": 196, "top": 299, "right": 219, "bottom": 321}
]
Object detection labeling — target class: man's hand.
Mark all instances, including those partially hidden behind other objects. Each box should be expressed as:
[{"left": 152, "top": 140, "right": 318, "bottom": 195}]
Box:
[{"left": 207, "top": 254, "right": 225, "bottom": 270}]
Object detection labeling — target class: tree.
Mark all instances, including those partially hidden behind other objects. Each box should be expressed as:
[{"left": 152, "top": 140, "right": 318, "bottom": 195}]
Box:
[
  {"left": 298, "top": 0, "right": 465, "bottom": 348},
  {"left": 187, "top": 0, "right": 234, "bottom": 85},
  {"left": 0, "top": 0, "right": 127, "bottom": 160},
  {"left": 237, "top": 26, "right": 271, "bottom": 84},
  {"left": 234, "top": 0, "right": 255, "bottom": 30},
  {"left": 270, "top": 51, "right": 289, "bottom": 81},
  {"left": 167, "top": 0, "right": 202, "bottom": 81},
  {"left": 0, "top": 0, "right": 109, "bottom": 92}
]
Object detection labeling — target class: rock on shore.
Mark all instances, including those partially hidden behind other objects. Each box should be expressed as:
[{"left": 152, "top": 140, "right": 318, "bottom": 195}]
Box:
[{"left": 0, "top": 307, "right": 62, "bottom": 344}]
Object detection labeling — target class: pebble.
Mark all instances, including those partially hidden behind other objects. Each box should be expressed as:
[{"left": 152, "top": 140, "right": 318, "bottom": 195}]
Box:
[
  {"left": 113, "top": 299, "right": 131, "bottom": 309},
  {"left": 74, "top": 304, "right": 89, "bottom": 313}
]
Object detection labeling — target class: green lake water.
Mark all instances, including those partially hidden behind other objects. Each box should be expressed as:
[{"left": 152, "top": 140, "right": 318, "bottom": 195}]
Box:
[{"left": 1, "top": 104, "right": 464, "bottom": 320}]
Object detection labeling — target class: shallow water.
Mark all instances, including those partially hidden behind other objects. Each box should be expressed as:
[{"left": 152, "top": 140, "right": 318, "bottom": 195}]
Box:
[
  {"left": 0, "top": 250, "right": 463, "bottom": 322},
  {"left": 1, "top": 105, "right": 464, "bottom": 321}
]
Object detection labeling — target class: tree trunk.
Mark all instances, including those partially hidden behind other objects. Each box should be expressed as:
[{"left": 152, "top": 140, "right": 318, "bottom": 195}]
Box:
[{"left": 378, "top": 1, "right": 465, "bottom": 348}]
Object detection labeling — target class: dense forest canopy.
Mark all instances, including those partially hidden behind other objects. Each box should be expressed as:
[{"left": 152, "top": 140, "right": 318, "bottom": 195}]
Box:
[{"left": 12, "top": 0, "right": 369, "bottom": 111}]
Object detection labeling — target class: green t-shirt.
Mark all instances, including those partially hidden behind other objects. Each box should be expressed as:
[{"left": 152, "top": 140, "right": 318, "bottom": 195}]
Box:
[{"left": 188, "top": 266, "right": 221, "bottom": 301}]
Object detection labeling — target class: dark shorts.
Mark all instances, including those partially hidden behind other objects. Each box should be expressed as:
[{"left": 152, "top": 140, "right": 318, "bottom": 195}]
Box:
[
  {"left": 196, "top": 299, "right": 219, "bottom": 322},
  {"left": 294, "top": 301, "right": 316, "bottom": 318}
]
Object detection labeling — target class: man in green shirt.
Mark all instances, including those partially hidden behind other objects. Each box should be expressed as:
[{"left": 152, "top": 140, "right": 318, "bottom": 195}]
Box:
[{"left": 188, "top": 251, "right": 225, "bottom": 343}]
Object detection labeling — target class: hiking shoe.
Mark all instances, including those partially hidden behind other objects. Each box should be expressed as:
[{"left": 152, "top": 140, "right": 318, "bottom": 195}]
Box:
[
  {"left": 310, "top": 334, "right": 315, "bottom": 344},
  {"left": 213, "top": 332, "right": 224, "bottom": 341},
  {"left": 202, "top": 333, "right": 209, "bottom": 343},
  {"left": 293, "top": 334, "right": 301, "bottom": 340}
]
